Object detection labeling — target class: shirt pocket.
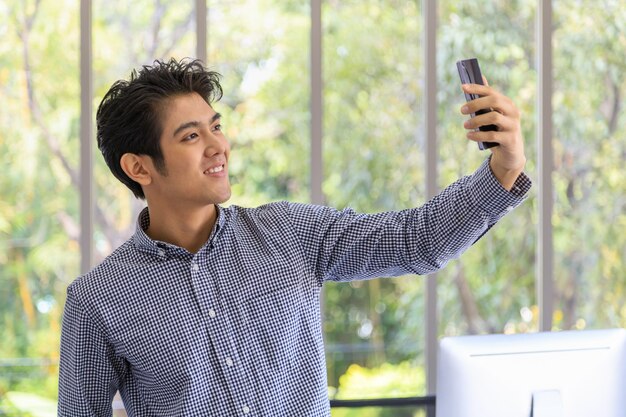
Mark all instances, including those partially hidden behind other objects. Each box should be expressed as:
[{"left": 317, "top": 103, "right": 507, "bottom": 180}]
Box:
[{"left": 238, "top": 283, "right": 308, "bottom": 374}]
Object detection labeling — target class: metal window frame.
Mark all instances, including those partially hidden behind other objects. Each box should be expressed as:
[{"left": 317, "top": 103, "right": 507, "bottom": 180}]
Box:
[
  {"left": 79, "top": 0, "right": 554, "bottom": 406},
  {"left": 79, "top": 0, "right": 93, "bottom": 275},
  {"left": 423, "top": 0, "right": 438, "bottom": 397},
  {"left": 196, "top": 0, "right": 207, "bottom": 64},
  {"left": 537, "top": 0, "right": 553, "bottom": 333},
  {"left": 311, "top": 0, "right": 323, "bottom": 206}
]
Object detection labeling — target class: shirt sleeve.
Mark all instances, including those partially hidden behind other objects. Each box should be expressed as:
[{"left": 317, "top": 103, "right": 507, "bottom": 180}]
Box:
[
  {"left": 58, "top": 286, "right": 126, "bottom": 416},
  {"left": 286, "top": 158, "right": 531, "bottom": 284}
]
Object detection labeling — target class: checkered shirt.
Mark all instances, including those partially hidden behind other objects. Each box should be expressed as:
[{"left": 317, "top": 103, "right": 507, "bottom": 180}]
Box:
[{"left": 58, "top": 158, "right": 531, "bottom": 416}]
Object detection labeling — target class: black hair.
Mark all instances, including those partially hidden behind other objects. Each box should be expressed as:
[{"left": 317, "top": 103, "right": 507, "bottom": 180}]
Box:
[{"left": 96, "top": 58, "right": 223, "bottom": 199}]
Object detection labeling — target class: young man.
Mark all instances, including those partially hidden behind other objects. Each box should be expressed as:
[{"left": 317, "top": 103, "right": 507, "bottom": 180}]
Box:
[{"left": 58, "top": 58, "right": 530, "bottom": 416}]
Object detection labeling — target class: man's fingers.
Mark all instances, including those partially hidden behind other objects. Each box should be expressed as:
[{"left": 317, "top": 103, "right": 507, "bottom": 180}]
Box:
[
  {"left": 461, "top": 83, "right": 491, "bottom": 96},
  {"left": 463, "top": 111, "right": 515, "bottom": 132},
  {"left": 461, "top": 94, "right": 516, "bottom": 118}
]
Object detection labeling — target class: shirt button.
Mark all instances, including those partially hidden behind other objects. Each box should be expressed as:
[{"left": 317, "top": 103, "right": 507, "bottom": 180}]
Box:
[
  {"left": 208, "top": 309, "right": 216, "bottom": 318},
  {"left": 192, "top": 263, "right": 199, "bottom": 272},
  {"left": 158, "top": 249, "right": 165, "bottom": 257},
  {"left": 242, "top": 406, "right": 250, "bottom": 414},
  {"left": 226, "top": 357, "right": 233, "bottom": 367},
  {"left": 506, "top": 206, "right": 514, "bottom": 212}
]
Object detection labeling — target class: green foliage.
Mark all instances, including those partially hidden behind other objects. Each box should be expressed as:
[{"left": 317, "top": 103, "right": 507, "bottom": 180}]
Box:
[
  {"left": 209, "top": 0, "right": 311, "bottom": 206},
  {"left": 0, "top": 0, "right": 624, "bottom": 412},
  {"left": 335, "top": 361, "right": 425, "bottom": 399},
  {"left": 549, "top": 0, "right": 626, "bottom": 330},
  {"left": 330, "top": 362, "right": 426, "bottom": 417},
  {"left": 0, "top": 0, "right": 79, "bottom": 406}
]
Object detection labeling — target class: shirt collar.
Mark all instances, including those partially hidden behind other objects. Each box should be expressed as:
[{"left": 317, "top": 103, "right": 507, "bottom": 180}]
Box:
[{"left": 132, "top": 206, "right": 226, "bottom": 256}]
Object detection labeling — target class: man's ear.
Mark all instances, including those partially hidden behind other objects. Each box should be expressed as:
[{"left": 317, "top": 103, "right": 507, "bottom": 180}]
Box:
[{"left": 120, "top": 153, "right": 153, "bottom": 186}]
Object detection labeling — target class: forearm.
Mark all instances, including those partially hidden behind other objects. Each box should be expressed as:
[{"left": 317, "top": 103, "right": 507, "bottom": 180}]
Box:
[{"left": 489, "top": 155, "right": 526, "bottom": 191}]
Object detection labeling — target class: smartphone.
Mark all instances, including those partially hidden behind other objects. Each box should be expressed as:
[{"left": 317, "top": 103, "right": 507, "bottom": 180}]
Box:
[{"left": 456, "top": 58, "right": 498, "bottom": 150}]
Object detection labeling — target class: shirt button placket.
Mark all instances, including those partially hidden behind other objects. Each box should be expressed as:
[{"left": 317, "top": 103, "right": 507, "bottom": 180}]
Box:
[{"left": 193, "top": 255, "right": 240, "bottom": 409}]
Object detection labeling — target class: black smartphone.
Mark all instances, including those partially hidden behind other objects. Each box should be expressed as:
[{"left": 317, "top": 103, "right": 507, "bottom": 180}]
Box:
[{"left": 456, "top": 58, "right": 498, "bottom": 150}]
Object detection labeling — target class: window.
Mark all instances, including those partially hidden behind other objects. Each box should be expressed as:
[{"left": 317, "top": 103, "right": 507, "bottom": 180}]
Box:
[
  {"left": 208, "top": 0, "right": 311, "bottom": 206},
  {"left": 552, "top": 0, "right": 626, "bottom": 330},
  {"left": 0, "top": 0, "right": 79, "bottom": 412},
  {"left": 436, "top": 1, "right": 537, "bottom": 337},
  {"left": 1, "top": 1, "right": 625, "bottom": 415},
  {"left": 322, "top": 0, "right": 427, "bottom": 402}
]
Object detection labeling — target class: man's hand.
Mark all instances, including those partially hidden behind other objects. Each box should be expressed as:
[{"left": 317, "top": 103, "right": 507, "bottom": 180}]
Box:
[{"left": 460, "top": 80, "right": 526, "bottom": 191}]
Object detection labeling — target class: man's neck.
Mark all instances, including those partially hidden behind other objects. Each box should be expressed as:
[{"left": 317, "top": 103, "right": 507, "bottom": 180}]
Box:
[{"left": 145, "top": 203, "right": 218, "bottom": 254}]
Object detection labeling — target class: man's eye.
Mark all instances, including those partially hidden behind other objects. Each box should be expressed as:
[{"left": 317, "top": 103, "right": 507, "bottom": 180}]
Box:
[
  {"left": 213, "top": 124, "right": 222, "bottom": 132},
  {"left": 183, "top": 133, "right": 198, "bottom": 141}
]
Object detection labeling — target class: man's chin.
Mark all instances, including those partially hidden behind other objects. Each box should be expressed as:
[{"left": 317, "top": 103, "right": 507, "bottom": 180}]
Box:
[{"left": 215, "top": 189, "right": 232, "bottom": 205}]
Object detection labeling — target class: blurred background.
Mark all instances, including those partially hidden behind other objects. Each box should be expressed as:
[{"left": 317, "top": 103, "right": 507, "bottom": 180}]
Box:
[{"left": 0, "top": 0, "right": 624, "bottom": 415}]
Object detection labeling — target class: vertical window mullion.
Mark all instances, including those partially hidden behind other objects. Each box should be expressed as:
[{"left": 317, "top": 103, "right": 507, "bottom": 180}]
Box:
[
  {"left": 537, "top": 0, "right": 554, "bottom": 332},
  {"left": 310, "top": 0, "right": 323, "bottom": 205},
  {"left": 424, "top": 0, "right": 438, "bottom": 398},
  {"left": 196, "top": 0, "right": 207, "bottom": 64},
  {"left": 80, "top": 0, "right": 93, "bottom": 275}
]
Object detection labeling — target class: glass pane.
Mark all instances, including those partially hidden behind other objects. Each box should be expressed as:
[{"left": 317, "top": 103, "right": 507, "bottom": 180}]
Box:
[
  {"left": 93, "top": 0, "right": 196, "bottom": 262},
  {"left": 436, "top": 1, "right": 537, "bottom": 336},
  {"left": 209, "top": 0, "right": 310, "bottom": 206},
  {"left": 322, "top": 1, "right": 426, "bottom": 399},
  {"left": 0, "top": 0, "right": 79, "bottom": 414},
  {"left": 552, "top": 0, "right": 626, "bottom": 330}
]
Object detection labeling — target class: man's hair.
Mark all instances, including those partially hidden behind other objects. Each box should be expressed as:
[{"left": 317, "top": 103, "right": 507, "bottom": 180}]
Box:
[{"left": 96, "top": 58, "right": 223, "bottom": 199}]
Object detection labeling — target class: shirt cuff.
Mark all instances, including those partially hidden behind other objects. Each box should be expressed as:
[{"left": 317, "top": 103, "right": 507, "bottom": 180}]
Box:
[{"left": 467, "top": 157, "right": 532, "bottom": 216}]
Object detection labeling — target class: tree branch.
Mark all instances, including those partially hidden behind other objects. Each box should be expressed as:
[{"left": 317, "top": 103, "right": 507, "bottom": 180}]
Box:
[
  {"left": 607, "top": 77, "right": 621, "bottom": 136},
  {"left": 158, "top": 9, "right": 195, "bottom": 60},
  {"left": 147, "top": 0, "right": 166, "bottom": 59},
  {"left": 454, "top": 263, "right": 491, "bottom": 334},
  {"left": 18, "top": 0, "right": 120, "bottom": 256}
]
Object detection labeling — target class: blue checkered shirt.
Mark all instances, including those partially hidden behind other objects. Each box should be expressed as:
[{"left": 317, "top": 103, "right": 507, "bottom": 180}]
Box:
[{"left": 58, "top": 159, "right": 531, "bottom": 416}]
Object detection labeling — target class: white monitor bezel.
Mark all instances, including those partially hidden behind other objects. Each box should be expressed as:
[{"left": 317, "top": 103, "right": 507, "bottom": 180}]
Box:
[{"left": 436, "top": 328, "right": 626, "bottom": 417}]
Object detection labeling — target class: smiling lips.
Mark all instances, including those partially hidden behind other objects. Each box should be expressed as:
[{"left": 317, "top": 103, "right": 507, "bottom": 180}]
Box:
[{"left": 204, "top": 165, "right": 225, "bottom": 175}]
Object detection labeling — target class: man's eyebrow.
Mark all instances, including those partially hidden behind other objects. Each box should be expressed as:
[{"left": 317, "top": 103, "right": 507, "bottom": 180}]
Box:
[
  {"left": 172, "top": 113, "right": 221, "bottom": 138},
  {"left": 172, "top": 121, "right": 199, "bottom": 138}
]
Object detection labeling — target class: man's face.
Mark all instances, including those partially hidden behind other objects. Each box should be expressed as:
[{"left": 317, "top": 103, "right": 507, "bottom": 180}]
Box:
[{"left": 147, "top": 92, "right": 231, "bottom": 208}]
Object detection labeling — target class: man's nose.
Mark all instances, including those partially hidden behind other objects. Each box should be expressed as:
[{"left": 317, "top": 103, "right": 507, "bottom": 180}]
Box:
[{"left": 203, "top": 131, "right": 227, "bottom": 155}]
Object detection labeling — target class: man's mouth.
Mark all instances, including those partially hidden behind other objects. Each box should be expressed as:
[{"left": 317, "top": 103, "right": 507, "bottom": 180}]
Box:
[{"left": 204, "top": 165, "right": 224, "bottom": 174}]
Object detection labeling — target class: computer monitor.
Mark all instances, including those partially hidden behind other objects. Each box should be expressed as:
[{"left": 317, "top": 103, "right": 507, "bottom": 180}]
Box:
[{"left": 436, "top": 328, "right": 626, "bottom": 417}]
